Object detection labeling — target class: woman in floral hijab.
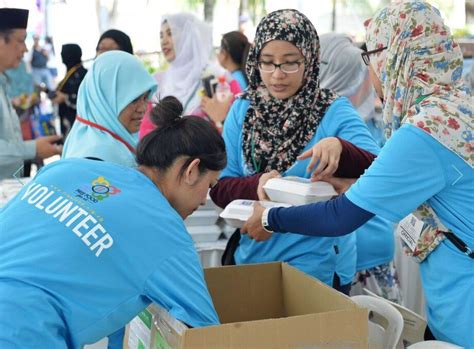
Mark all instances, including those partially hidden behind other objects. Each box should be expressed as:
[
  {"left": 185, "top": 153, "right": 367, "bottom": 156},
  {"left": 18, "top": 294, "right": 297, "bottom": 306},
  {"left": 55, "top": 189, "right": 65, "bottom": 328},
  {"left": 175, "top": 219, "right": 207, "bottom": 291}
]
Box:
[
  {"left": 211, "top": 9, "right": 391, "bottom": 296},
  {"left": 243, "top": 2, "right": 473, "bottom": 346}
]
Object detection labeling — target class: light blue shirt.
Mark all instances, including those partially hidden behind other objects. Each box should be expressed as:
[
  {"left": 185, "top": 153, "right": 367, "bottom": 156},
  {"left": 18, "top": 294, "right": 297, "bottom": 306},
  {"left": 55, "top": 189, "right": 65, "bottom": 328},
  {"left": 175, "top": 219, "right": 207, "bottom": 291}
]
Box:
[
  {"left": 62, "top": 51, "right": 157, "bottom": 167},
  {"left": 346, "top": 124, "right": 474, "bottom": 347},
  {"left": 0, "top": 159, "right": 219, "bottom": 348},
  {"left": 0, "top": 73, "right": 36, "bottom": 180},
  {"left": 222, "top": 97, "right": 393, "bottom": 285}
]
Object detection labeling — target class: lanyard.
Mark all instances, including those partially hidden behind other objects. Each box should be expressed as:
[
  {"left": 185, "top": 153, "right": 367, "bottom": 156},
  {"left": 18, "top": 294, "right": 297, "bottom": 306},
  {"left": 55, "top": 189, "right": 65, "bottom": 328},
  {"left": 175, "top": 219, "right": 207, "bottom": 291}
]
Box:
[
  {"left": 76, "top": 116, "right": 136, "bottom": 154},
  {"left": 443, "top": 231, "right": 474, "bottom": 259},
  {"left": 250, "top": 127, "right": 262, "bottom": 173}
]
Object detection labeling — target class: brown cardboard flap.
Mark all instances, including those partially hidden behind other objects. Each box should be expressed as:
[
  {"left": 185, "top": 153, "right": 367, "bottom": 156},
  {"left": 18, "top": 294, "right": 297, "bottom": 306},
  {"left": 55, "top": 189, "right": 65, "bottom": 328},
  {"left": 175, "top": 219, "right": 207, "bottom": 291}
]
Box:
[
  {"left": 181, "top": 309, "right": 369, "bottom": 348},
  {"left": 204, "top": 262, "right": 284, "bottom": 323},
  {"left": 281, "top": 263, "right": 357, "bottom": 316}
]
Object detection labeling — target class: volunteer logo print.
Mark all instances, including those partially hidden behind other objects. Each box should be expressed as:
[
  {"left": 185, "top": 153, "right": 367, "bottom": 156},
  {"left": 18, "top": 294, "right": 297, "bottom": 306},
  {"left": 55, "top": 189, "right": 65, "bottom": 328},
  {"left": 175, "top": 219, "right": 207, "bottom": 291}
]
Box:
[
  {"left": 75, "top": 176, "right": 121, "bottom": 203},
  {"left": 90, "top": 177, "right": 121, "bottom": 200}
]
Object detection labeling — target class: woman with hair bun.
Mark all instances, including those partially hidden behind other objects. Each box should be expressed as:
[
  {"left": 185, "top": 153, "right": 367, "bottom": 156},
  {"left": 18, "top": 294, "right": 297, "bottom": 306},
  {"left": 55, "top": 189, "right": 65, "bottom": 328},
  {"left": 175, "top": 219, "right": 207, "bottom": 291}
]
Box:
[{"left": 0, "top": 96, "right": 226, "bottom": 348}]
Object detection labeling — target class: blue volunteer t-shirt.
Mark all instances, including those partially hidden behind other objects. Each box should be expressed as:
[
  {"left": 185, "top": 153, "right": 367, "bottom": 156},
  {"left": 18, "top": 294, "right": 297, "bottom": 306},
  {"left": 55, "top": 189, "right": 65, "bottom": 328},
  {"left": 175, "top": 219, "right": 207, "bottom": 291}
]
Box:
[
  {"left": 222, "top": 97, "right": 393, "bottom": 285},
  {"left": 346, "top": 124, "right": 474, "bottom": 348},
  {"left": 0, "top": 159, "right": 219, "bottom": 348}
]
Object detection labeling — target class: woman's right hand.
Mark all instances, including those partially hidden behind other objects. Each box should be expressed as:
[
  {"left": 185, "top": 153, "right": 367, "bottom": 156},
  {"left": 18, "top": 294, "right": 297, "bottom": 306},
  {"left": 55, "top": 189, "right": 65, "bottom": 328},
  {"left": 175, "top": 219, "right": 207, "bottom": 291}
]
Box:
[
  {"left": 298, "top": 137, "right": 343, "bottom": 181},
  {"left": 257, "top": 170, "right": 281, "bottom": 201}
]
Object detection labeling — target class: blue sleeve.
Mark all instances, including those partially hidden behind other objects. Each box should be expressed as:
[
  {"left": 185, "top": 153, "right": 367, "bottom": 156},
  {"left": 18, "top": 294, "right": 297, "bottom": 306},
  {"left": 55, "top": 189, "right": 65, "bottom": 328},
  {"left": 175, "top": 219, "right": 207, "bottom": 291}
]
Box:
[
  {"left": 346, "top": 124, "right": 446, "bottom": 222},
  {"left": 268, "top": 194, "right": 374, "bottom": 237},
  {"left": 144, "top": 248, "right": 219, "bottom": 327},
  {"left": 220, "top": 99, "right": 249, "bottom": 178},
  {"left": 321, "top": 97, "right": 380, "bottom": 155}
]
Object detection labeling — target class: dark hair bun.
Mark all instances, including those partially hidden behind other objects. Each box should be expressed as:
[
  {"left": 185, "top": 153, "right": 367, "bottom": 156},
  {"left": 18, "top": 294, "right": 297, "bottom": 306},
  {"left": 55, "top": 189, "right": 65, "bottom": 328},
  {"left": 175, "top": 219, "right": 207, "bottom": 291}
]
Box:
[{"left": 150, "top": 96, "right": 183, "bottom": 128}]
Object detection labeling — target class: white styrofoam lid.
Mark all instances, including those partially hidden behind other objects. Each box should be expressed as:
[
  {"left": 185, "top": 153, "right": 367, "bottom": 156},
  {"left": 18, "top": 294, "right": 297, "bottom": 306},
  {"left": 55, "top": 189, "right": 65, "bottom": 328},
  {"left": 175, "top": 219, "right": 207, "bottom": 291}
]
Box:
[
  {"left": 263, "top": 176, "right": 337, "bottom": 197},
  {"left": 220, "top": 199, "right": 291, "bottom": 221}
]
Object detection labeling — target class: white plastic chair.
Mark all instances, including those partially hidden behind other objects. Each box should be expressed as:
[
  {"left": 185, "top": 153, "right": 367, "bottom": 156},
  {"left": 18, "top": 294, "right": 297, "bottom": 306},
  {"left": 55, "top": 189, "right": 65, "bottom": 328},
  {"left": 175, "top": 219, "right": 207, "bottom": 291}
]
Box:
[
  {"left": 352, "top": 295, "right": 404, "bottom": 349},
  {"left": 363, "top": 288, "right": 427, "bottom": 347},
  {"left": 407, "top": 340, "right": 463, "bottom": 348}
]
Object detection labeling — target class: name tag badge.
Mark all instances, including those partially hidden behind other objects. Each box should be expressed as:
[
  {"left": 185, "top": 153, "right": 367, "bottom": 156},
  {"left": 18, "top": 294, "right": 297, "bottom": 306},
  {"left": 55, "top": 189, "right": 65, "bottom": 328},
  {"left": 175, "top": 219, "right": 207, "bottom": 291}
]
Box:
[{"left": 397, "top": 213, "right": 424, "bottom": 252}]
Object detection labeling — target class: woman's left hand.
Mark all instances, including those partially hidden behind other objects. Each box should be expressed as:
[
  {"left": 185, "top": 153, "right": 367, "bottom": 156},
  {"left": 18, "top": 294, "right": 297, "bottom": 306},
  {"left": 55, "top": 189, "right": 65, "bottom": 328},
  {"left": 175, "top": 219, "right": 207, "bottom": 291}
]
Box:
[
  {"left": 297, "top": 137, "right": 342, "bottom": 181},
  {"left": 201, "top": 95, "right": 233, "bottom": 124},
  {"left": 241, "top": 203, "right": 273, "bottom": 242}
]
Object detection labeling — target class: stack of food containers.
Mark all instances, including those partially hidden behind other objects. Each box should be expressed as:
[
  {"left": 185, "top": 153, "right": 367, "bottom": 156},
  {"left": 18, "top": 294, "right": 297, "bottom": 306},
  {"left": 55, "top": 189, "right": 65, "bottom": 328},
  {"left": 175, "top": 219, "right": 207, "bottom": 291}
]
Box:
[{"left": 184, "top": 192, "right": 225, "bottom": 267}]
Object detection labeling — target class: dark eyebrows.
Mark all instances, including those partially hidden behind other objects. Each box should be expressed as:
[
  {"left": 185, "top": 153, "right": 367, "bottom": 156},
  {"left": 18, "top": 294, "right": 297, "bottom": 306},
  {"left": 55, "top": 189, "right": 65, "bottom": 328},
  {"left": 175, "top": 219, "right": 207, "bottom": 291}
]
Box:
[{"left": 260, "top": 52, "right": 302, "bottom": 59}]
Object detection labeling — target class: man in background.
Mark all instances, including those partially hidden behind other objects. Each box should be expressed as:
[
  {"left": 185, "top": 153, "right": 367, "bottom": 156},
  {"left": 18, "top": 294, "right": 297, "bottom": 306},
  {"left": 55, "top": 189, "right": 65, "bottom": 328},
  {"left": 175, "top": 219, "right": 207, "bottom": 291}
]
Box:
[{"left": 0, "top": 7, "right": 62, "bottom": 180}]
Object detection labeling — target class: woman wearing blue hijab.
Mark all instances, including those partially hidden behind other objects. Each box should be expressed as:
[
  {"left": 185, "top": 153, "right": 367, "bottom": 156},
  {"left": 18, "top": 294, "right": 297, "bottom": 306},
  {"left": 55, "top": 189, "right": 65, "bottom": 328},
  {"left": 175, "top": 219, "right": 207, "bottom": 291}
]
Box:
[{"left": 62, "top": 51, "right": 157, "bottom": 167}]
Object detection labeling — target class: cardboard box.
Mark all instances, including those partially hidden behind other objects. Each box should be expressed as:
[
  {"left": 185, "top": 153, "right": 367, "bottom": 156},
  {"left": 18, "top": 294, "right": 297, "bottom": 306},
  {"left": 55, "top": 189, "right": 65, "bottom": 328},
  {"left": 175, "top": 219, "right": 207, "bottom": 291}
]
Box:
[{"left": 127, "top": 262, "right": 368, "bottom": 349}]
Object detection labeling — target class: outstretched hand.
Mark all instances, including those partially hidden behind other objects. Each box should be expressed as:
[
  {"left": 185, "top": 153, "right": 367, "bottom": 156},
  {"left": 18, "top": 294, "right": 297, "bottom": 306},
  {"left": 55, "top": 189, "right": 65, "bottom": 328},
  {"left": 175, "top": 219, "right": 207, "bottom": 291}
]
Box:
[{"left": 298, "top": 137, "right": 342, "bottom": 181}]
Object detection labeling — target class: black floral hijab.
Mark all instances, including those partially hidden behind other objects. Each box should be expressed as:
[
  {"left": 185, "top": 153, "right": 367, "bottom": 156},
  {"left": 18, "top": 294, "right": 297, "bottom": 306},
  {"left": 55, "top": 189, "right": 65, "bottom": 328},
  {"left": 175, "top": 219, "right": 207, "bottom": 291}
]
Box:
[{"left": 241, "top": 9, "right": 337, "bottom": 174}]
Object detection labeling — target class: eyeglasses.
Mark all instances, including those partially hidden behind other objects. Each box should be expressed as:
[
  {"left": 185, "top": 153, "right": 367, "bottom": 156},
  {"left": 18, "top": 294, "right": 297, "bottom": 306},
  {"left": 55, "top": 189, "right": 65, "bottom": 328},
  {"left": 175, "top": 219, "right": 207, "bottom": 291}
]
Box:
[
  {"left": 257, "top": 60, "right": 304, "bottom": 74},
  {"left": 361, "top": 46, "right": 387, "bottom": 66}
]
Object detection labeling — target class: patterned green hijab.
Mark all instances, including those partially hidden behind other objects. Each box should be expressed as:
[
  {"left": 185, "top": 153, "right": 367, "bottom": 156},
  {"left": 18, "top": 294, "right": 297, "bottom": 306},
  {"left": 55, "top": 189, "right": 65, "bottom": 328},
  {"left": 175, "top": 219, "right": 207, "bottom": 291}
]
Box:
[{"left": 366, "top": 1, "right": 473, "bottom": 167}]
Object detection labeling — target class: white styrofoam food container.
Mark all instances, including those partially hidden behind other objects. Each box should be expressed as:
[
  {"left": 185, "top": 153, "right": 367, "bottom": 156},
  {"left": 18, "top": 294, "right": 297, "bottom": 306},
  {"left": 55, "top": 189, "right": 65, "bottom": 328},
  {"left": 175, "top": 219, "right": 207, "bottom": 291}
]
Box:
[
  {"left": 187, "top": 224, "right": 222, "bottom": 243},
  {"left": 219, "top": 199, "right": 291, "bottom": 228},
  {"left": 263, "top": 176, "right": 337, "bottom": 206},
  {"left": 185, "top": 210, "right": 219, "bottom": 226}
]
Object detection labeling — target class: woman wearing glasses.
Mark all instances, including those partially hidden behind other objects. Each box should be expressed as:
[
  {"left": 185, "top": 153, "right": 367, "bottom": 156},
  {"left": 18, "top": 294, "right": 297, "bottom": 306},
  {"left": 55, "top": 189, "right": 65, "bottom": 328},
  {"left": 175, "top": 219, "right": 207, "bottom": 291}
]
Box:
[
  {"left": 243, "top": 2, "right": 473, "bottom": 346},
  {"left": 62, "top": 51, "right": 157, "bottom": 168},
  {"left": 210, "top": 9, "right": 392, "bottom": 294}
]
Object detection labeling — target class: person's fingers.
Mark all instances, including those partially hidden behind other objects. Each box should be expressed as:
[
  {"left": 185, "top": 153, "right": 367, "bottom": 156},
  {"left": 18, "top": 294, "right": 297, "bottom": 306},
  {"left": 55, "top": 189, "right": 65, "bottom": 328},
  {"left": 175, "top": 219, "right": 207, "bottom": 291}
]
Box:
[
  {"left": 269, "top": 170, "right": 280, "bottom": 178},
  {"left": 257, "top": 186, "right": 269, "bottom": 201},
  {"left": 297, "top": 148, "right": 312, "bottom": 160},
  {"left": 305, "top": 147, "right": 321, "bottom": 174},
  {"left": 312, "top": 150, "right": 328, "bottom": 179},
  {"left": 44, "top": 134, "right": 62, "bottom": 142},
  {"left": 318, "top": 154, "right": 340, "bottom": 179}
]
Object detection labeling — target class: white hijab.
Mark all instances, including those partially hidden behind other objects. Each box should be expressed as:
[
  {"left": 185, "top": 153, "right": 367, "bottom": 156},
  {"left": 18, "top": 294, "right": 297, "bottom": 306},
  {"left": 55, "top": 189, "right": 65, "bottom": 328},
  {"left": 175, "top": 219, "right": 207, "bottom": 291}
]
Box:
[{"left": 158, "top": 13, "right": 213, "bottom": 114}]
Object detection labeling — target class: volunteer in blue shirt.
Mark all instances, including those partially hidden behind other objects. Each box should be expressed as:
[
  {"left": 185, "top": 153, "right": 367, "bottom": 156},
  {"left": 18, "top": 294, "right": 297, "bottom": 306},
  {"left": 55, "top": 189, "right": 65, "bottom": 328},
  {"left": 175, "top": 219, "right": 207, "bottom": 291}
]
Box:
[
  {"left": 243, "top": 2, "right": 473, "bottom": 347},
  {"left": 213, "top": 9, "right": 393, "bottom": 294},
  {"left": 0, "top": 96, "right": 225, "bottom": 348}
]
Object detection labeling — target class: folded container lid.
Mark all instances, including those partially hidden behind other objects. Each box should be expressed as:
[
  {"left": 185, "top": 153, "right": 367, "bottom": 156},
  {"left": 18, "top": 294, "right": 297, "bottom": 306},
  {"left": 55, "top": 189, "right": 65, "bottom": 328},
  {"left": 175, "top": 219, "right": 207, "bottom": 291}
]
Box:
[{"left": 263, "top": 177, "right": 337, "bottom": 198}]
